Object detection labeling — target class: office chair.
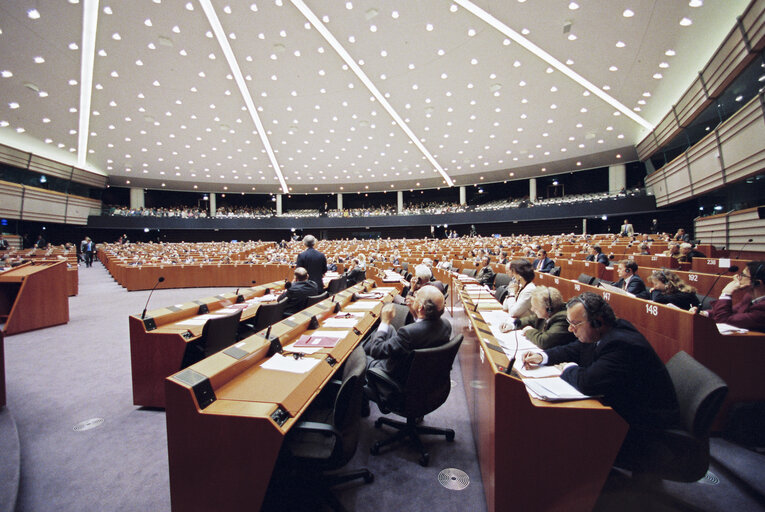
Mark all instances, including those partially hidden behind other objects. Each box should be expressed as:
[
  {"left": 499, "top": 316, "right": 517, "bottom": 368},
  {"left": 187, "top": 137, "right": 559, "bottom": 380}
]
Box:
[
  {"left": 282, "top": 346, "right": 372, "bottom": 512},
  {"left": 614, "top": 351, "right": 727, "bottom": 481},
  {"left": 462, "top": 268, "right": 476, "bottom": 278},
  {"left": 366, "top": 334, "right": 464, "bottom": 466},
  {"left": 577, "top": 273, "right": 598, "bottom": 286},
  {"left": 494, "top": 285, "right": 509, "bottom": 304},
  {"left": 305, "top": 291, "right": 328, "bottom": 308},
  {"left": 550, "top": 266, "right": 561, "bottom": 277},
  {"left": 326, "top": 276, "right": 345, "bottom": 295},
  {"left": 346, "top": 268, "right": 366, "bottom": 286},
  {"left": 493, "top": 272, "right": 511, "bottom": 290},
  {"left": 180, "top": 310, "right": 242, "bottom": 368},
  {"left": 251, "top": 298, "right": 287, "bottom": 333}
]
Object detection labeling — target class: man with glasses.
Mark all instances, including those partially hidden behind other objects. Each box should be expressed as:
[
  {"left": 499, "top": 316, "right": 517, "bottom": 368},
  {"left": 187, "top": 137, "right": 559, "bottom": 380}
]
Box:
[
  {"left": 707, "top": 261, "right": 765, "bottom": 332},
  {"left": 523, "top": 292, "right": 681, "bottom": 469}
]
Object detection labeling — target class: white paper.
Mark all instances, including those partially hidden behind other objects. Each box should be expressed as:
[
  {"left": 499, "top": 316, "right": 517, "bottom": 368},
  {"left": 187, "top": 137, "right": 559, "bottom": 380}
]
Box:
[
  {"left": 261, "top": 353, "right": 322, "bottom": 374},
  {"left": 718, "top": 258, "right": 731, "bottom": 268},
  {"left": 283, "top": 342, "right": 323, "bottom": 355},
  {"left": 524, "top": 377, "right": 592, "bottom": 401},
  {"left": 322, "top": 315, "right": 363, "bottom": 328},
  {"left": 344, "top": 302, "right": 377, "bottom": 311},
  {"left": 307, "top": 330, "right": 348, "bottom": 338},
  {"left": 175, "top": 318, "right": 208, "bottom": 326},
  {"left": 716, "top": 322, "right": 749, "bottom": 334},
  {"left": 513, "top": 352, "right": 562, "bottom": 378}
]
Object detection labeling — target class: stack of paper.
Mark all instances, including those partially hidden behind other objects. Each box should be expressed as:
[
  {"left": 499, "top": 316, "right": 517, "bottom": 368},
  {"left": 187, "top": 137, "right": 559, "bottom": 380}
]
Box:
[{"left": 524, "top": 377, "right": 592, "bottom": 401}]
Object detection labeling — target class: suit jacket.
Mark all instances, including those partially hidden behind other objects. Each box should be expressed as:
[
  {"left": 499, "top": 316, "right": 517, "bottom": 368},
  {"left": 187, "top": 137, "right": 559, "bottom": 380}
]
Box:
[
  {"left": 620, "top": 223, "right": 634, "bottom": 236},
  {"left": 365, "top": 317, "right": 452, "bottom": 387},
  {"left": 345, "top": 266, "right": 366, "bottom": 286},
  {"left": 0, "top": 239, "right": 8, "bottom": 250},
  {"left": 517, "top": 310, "right": 576, "bottom": 349},
  {"left": 610, "top": 275, "right": 649, "bottom": 299},
  {"left": 710, "top": 292, "right": 765, "bottom": 332},
  {"left": 532, "top": 257, "right": 555, "bottom": 273},
  {"left": 544, "top": 319, "right": 680, "bottom": 429},
  {"left": 586, "top": 253, "right": 610, "bottom": 266},
  {"left": 278, "top": 280, "right": 320, "bottom": 317},
  {"left": 296, "top": 247, "right": 327, "bottom": 290},
  {"left": 650, "top": 289, "right": 699, "bottom": 310},
  {"left": 476, "top": 266, "right": 495, "bottom": 287}
]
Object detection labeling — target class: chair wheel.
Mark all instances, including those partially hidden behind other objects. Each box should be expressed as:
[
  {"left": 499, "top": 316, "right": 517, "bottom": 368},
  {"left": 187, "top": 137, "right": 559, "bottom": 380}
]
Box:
[
  {"left": 370, "top": 442, "right": 381, "bottom": 456},
  {"left": 374, "top": 418, "right": 383, "bottom": 428},
  {"left": 364, "top": 473, "right": 374, "bottom": 484},
  {"left": 446, "top": 430, "right": 455, "bottom": 442},
  {"left": 419, "top": 453, "right": 430, "bottom": 467}
]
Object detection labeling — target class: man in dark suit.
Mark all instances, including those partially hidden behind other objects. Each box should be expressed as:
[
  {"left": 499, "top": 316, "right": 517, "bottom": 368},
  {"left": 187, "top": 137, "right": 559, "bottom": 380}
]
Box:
[
  {"left": 604, "top": 259, "right": 649, "bottom": 299},
  {"left": 295, "top": 234, "right": 327, "bottom": 291},
  {"left": 523, "top": 293, "right": 681, "bottom": 467},
  {"left": 278, "top": 267, "right": 319, "bottom": 317},
  {"left": 585, "top": 245, "right": 610, "bottom": 266},
  {"left": 345, "top": 258, "right": 366, "bottom": 286},
  {"left": 532, "top": 249, "right": 555, "bottom": 273},
  {"left": 0, "top": 235, "right": 8, "bottom": 251},
  {"left": 364, "top": 286, "right": 452, "bottom": 393},
  {"left": 476, "top": 255, "right": 496, "bottom": 287}
]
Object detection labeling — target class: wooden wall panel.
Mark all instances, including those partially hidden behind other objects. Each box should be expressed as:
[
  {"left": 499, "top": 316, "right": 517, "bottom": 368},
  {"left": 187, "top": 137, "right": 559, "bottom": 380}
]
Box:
[
  {"left": 0, "top": 181, "right": 23, "bottom": 219},
  {"left": 717, "top": 98, "right": 765, "bottom": 184}
]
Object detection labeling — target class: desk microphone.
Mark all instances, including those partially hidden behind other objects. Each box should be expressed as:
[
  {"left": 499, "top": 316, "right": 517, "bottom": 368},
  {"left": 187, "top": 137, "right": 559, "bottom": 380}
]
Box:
[
  {"left": 141, "top": 276, "right": 165, "bottom": 319},
  {"left": 697, "top": 266, "right": 737, "bottom": 313},
  {"left": 505, "top": 329, "right": 521, "bottom": 375},
  {"left": 736, "top": 239, "right": 753, "bottom": 259}
]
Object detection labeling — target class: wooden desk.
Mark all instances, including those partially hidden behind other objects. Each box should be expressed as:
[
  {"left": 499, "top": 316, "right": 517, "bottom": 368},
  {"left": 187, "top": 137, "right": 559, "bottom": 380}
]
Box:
[
  {"left": 129, "top": 282, "right": 286, "bottom": 408},
  {"left": 164, "top": 281, "right": 396, "bottom": 512},
  {"left": 692, "top": 257, "right": 750, "bottom": 274},
  {"left": 534, "top": 272, "right": 765, "bottom": 429},
  {"left": 452, "top": 283, "right": 628, "bottom": 512},
  {"left": 0, "top": 261, "right": 69, "bottom": 335},
  {"left": 555, "top": 259, "right": 614, "bottom": 282},
  {"left": 0, "top": 331, "right": 5, "bottom": 408},
  {"left": 632, "top": 254, "right": 679, "bottom": 270}
]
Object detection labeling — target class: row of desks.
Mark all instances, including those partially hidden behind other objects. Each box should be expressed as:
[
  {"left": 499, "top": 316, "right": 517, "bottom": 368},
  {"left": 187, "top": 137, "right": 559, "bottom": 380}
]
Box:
[
  {"left": 163, "top": 280, "right": 398, "bottom": 512},
  {"left": 0, "top": 261, "right": 69, "bottom": 335}
]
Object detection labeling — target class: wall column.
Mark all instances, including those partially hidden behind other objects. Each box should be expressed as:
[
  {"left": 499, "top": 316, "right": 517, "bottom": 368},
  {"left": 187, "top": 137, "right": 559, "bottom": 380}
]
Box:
[
  {"left": 459, "top": 186, "right": 466, "bottom": 205},
  {"left": 609, "top": 163, "right": 626, "bottom": 193},
  {"left": 129, "top": 188, "right": 144, "bottom": 209},
  {"left": 582, "top": 218, "right": 587, "bottom": 235},
  {"left": 337, "top": 193, "right": 343, "bottom": 210},
  {"left": 397, "top": 191, "right": 403, "bottom": 214},
  {"left": 529, "top": 178, "right": 537, "bottom": 202},
  {"left": 276, "top": 194, "right": 283, "bottom": 215},
  {"left": 209, "top": 192, "right": 216, "bottom": 217}
]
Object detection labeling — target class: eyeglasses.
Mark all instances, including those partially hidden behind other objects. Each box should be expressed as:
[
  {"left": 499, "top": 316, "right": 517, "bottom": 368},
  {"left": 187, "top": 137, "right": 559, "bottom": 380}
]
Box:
[
  {"left": 566, "top": 317, "right": 586, "bottom": 328},
  {"left": 739, "top": 272, "right": 751, "bottom": 279}
]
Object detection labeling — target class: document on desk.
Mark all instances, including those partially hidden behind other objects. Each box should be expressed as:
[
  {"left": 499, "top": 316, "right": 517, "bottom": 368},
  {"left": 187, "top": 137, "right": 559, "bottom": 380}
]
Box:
[
  {"left": 524, "top": 377, "right": 593, "bottom": 401},
  {"left": 175, "top": 317, "right": 212, "bottom": 326},
  {"left": 322, "top": 312, "right": 365, "bottom": 328},
  {"left": 344, "top": 301, "right": 377, "bottom": 311},
  {"left": 261, "top": 353, "right": 322, "bottom": 374},
  {"left": 716, "top": 323, "right": 749, "bottom": 334},
  {"left": 478, "top": 311, "right": 538, "bottom": 352},
  {"left": 513, "top": 354, "right": 562, "bottom": 378},
  {"left": 248, "top": 294, "right": 277, "bottom": 303}
]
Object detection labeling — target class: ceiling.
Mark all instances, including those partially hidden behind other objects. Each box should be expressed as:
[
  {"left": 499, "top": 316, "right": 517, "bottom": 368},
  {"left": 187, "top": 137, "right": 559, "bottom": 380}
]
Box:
[{"left": 0, "top": 0, "right": 750, "bottom": 195}]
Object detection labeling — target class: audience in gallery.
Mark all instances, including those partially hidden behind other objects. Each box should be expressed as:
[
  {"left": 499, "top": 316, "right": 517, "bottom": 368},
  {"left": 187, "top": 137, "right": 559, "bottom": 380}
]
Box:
[
  {"left": 647, "top": 269, "right": 700, "bottom": 310},
  {"left": 511, "top": 286, "right": 576, "bottom": 349}
]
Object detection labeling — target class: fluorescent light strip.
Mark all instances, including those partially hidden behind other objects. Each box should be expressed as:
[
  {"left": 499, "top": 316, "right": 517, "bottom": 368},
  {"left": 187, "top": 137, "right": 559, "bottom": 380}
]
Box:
[
  {"left": 77, "top": 0, "right": 99, "bottom": 166},
  {"left": 199, "top": 0, "right": 289, "bottom": 194},
  {"left": 454, "top": 0, "right": 654, "bottom": 131},
  {"left": 291, "top": 0, "right": 454, "bottom": 187}
]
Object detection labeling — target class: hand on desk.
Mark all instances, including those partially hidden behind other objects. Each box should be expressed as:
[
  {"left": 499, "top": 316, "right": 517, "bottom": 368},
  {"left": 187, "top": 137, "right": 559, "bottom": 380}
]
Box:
[
  {"left": 499, "top": 318, "right": 517, "bottom": 333},
  {"left": 523, "top": 351, "right": 543, "bottom": 368}
]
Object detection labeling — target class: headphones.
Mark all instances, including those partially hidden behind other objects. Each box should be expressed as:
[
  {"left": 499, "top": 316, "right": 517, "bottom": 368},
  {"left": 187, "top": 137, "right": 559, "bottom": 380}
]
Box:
[
  {"left": 752, "top": 263, "right": 764, "bottom": 287},
  {"left": 654, "top": 268, "right": 670, "bottom": 284},
  {"left": 545, "top": 287, "right": 554, "bottom": 315},
  {"left": 571, "top": 295, "right": 603, "bottom": 329}
]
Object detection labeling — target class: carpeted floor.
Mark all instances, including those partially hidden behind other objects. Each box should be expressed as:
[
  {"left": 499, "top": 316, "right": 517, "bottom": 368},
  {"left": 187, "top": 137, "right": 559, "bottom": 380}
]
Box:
[{"left": 1, "top": 262, "right": 764, "bottom": 511}]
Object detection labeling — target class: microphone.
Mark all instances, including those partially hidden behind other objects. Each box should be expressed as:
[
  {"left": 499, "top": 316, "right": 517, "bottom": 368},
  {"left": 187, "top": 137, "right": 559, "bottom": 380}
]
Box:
[
  {"left": 473, "top": 284, "right": 490, "bottom": 312},
  {"left": 141, "top": 276, "right": 165, "bottom": 319},
  {"left": 505, "top": 329, "right": 521, "bottom": 376},
  {"left": 736, "top": 239, "right": 753, "bottom": 259},
  {"left": 697, "top": 266, "right": 738, "bottom": 312}
]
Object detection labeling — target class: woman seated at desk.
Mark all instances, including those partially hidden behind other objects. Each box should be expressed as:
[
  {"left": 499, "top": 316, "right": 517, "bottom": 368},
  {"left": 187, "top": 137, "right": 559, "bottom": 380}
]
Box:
[
  {"left": 501, "top": 286, "right": 575, "bottom": 349},
  {"left": 648, "top": 269, "right": 700, "bottom": 310},
  {"left": 500, "top": 259, "right": 536, "bottom": 328},
  {"left": 701, "top": 261, "right": 765, "bottom": 332}
]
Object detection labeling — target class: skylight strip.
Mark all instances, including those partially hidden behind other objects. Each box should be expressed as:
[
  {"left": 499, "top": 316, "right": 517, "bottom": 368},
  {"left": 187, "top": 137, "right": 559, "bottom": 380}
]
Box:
[
  {"left": 77, "top": 0, "right": 99, "bottom": 167},
  {"left": 290, "top": 0, "right": 454, "bottom": 187},
  {"left": 199, "top": 0, "right": 289, "bottom": 194},
  {"left": 454, "top": 0, "right": 654, "bottom": 131}
]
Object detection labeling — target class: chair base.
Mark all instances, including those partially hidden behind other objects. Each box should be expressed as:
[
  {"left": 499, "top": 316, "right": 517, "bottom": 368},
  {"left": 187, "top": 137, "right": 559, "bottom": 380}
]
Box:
[
  {"left": 264, "top": 466, "right": 373, "bottom": 512},
  {"left": 370, "top": 416, "right": 454, "bottom": 466}
]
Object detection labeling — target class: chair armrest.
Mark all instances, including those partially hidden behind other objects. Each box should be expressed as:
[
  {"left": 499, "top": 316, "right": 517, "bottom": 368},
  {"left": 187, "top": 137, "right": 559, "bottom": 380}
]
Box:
[
  {"left": 365, "top": 367, "right": 403, "bottom": 413},
  {"left": 293, "top": 420, "right": 342, "bottom": 438},
  {"left": 366, "top": 368, "right": 402, "bottom": 393}
]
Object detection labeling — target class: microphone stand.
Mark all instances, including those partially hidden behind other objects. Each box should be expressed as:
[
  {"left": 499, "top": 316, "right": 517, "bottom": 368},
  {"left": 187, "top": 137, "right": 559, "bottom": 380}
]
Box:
[
  {"left": 697, "top": 266, "right": 738, "bottom": 312},
  {"left": 141, "top": 276, "right": 165, "bottom": 319},
  {"left": 736, "top": 239, "right": 753, "bottom": 260}
]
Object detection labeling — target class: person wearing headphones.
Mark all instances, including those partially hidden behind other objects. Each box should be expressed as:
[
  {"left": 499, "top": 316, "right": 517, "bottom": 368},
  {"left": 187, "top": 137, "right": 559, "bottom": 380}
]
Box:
[
  {"left": 505, "top": 286, "right": 575, "bottom": 349},
  {"left": 584, "top": 245, "right": 610, "bottom": 266},
  {"left": 604, "top": 259, "right": 649, "bottom": 299},
  {"left": 707, "top": 261, "right": 765, "bottom": 332},
  {"left": 523, "top": 292, "right": 681, "bottom": 469},
  {"left": 648, "top": 269, "right": 700, "bottom": 310}
]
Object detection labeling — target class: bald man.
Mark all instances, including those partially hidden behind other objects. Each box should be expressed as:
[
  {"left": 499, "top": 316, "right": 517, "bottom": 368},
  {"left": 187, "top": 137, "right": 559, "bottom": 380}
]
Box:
[{"left": 364, "top": 286, "right": 452, "bottom": 394}]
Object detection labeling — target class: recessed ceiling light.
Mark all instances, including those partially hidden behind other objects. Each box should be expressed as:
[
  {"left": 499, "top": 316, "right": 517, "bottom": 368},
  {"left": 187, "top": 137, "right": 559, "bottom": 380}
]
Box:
[
  {"left": 665, "top": 49, "right": 676, "bottom": 56},
  {"left": 689, "top": 0, "right": 702, "bottom": 6},
  {"left": 653, "top": 73, "right": 663, "bottom": 79},
  {"left": 34, "top": 56, "right": 45, "bottom": 64},
  {"left": 567, "top": 34, "right": 577, "bottom": 41},
  {"left": 1, "top": 70, "right": 12, "bottom": 78},
  {"left": 568, "top": 2, "right": 579, "bottom": 9},
  {"left": 679, "top": 17, "right": 692, "bottom": 26},
  {"left": 615, "top": 41, "right": 625, "bottom": 48},
  {"left": 27, "top": 9, "right": 41, "bottom": 19},
  {"left": 659, "top": 62, "right": 669, "bottom": 68},
  {"left": 622, "top": 9, "right": 634, "bottom": 17}
]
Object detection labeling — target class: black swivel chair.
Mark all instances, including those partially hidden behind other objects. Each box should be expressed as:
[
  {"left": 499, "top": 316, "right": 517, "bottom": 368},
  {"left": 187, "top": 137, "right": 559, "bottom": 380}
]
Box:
[
  {"left": 365, "top": 334, "right": 464, "bottom": 466},
  {"left": 550, "top": 266, "right": 561, "bottom": 277},
  {"left": 180, "top": 310, "right": 242, "bottom": 367},
  {"left": 493, "top": 272, "right": 511, "bottom": 290},
  {"left": 305, "top": 291, "right": 329, "bottom": 308},
  {"left": 614, "top": 351, "right": 728, "bottom": 481},
  {"left": 251, "top": 298, "right": 287, "bottom": 333},
  {"left": 462, "top": 268, "right": 476, "bottom": 278},
  {"left": 282, "top": 346, "right": 372, "bottom": 512},
  {"left": 326, "top": 276, "right": 345, "bottom": 295}
]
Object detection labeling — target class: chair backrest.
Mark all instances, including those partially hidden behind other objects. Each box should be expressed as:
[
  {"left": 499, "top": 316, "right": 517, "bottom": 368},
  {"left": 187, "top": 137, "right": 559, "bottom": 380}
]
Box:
[
  {"left": 493, "top": 272, "right": 511, "bottom": 290},
  {"left": 462, "top": 268, "right": 476, "bottom": 277},
  {"left": 202, "top": 310, "right": 243, "bottom": 357},
  {"left": 326, "top": 277, "right": 345, "bottom": 295},
  {"left": 347, "top": 269, "right": 366, "bottom": 286},
  {"left": 577, "top": 273, "right": 596, "bottom": 285},
  {"left": 695, "top": 292, "right": 715, "bottom": 311},
  {"left": 494, "top": 285, "right": 509, "bottom": 304},
  {"left": 388, "top": 303, "right": 412, "bottom": 331},
  {"left": 550, "top": 266, "right": 561, "bottom": 277},
  {"left": 399, "top": 334, "right": 464, "bottom": 418},
  {"left": 666, "top": 351, "right": 728, "bottom": 437},
  {"left": 252, "top": 300, "right": 286, "bottom": 333},
  {"left": 305, "top": 291, "right": 328, "bottom": 308},
  {"left": 332, "top": 346, "right": 367, "bottom": 462}
]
